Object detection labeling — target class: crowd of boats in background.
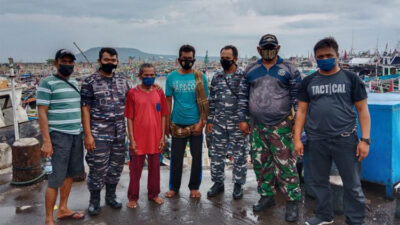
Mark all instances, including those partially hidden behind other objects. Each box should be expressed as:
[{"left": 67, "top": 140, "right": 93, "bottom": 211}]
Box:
[{"left": 0, "top": 46, "right": 399, "bottom": 133}]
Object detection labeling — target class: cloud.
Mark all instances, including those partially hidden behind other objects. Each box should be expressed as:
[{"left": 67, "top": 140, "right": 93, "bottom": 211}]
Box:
[{"left": 0, "top": 0, "right": 399, "bottom": 62}]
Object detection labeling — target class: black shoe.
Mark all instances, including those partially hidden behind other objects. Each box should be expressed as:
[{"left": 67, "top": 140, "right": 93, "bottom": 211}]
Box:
[
  {"left": 232, "top": 183, "right": 243, "bottom": 200},
  {"left": 88, "top": 190, "right": 101, "bottom": 216},
  {"left": 207, "top": 182, "right": 224, "bottom": 197},
  {"left": 105, "top": 183, "right": 122, "bottom": 209},
  {"left": 285, "top": 200, "right": 299, "bottom": 222},
  {"left": 253, "top": 196, "right": 275, "bottom": 212},
  {"left": 305, "top": 216, "right": 334, "bottom": 225}
]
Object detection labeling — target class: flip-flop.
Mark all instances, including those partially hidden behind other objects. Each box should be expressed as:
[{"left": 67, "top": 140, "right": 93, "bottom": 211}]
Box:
[{"left": 57, "top": 211, "right": 85, "bottom": 220}]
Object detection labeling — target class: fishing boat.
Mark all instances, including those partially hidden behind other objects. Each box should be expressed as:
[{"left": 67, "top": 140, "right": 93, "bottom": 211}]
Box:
[{"left": 0, "top": 86, "right": 40, "bottom": 145}]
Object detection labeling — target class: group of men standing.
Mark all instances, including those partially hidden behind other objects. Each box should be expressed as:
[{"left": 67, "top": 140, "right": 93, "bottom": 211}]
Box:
[
  {"left": 38, "top": 48, "right": 129, "bottom": 225},
  {"left": 37, "top": 34, "right": 371, "bottom": 225}
]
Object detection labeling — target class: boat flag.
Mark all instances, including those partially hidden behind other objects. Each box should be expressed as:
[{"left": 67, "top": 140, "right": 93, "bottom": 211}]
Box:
[{"left": 388, "top": 80, "right": 394, "bottom": 92}]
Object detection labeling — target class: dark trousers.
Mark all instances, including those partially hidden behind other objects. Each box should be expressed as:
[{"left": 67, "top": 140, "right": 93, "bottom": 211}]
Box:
[
  {"left": 86, "top": 139, "right": 125, "bottom": 191},
  {"left": 169, "top": 134, "right": 203, "bottom": 191},
  {"left": 128, "top": 153, "right": 160, "bottom": 201},
  {"left": 307, "top": 133, "right": 365, "bottom": 225}
]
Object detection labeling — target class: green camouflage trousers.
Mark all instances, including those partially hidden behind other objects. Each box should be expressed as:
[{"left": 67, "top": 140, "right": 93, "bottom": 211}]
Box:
[{"left": 251, "top": 119, "right": 301, "bottom": 201}]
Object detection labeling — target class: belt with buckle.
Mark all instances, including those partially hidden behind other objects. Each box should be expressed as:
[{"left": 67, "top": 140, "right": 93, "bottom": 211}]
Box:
[{"left": 340, "top": 127, "right": 357, "bottom": 137}]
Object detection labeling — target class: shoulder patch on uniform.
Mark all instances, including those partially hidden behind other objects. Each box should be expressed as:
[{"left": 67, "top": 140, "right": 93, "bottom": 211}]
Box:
[{"left": 278, "top": 69, "right": 286, "bottom": 76}]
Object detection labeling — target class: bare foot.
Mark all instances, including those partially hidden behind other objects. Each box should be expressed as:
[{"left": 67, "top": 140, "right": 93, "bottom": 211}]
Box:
[
  {"left": 45, "top": 217, "right": 55, "bottom": 225},
  {"left": 190, "top": 190, "right": 201, "bottom": 198},
  {"left": 126, "top": 200, "right": 137, "bottom": 208},
  {"left": 164, "top": 190, "right": 177, "bottom": 198},
  {"left": 151, "top": 196, "right": 164, "bottom": 205}
]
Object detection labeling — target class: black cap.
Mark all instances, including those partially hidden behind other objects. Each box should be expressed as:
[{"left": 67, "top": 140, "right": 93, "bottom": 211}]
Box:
[
  {"left": 259, "top": 34, "right": 279, "bottom": 48},
  {"left": 55, "top": 49, "right": 76, "bottom": 61}
]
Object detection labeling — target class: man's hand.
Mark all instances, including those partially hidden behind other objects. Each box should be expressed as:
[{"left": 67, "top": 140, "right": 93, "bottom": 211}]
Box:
[
  {"left": 239, "top": 122, "right": 250, "bottom": 135},
  {"left": 159, "top": 138, "right": 165, "bottom": 153},
  {"left": 165, "top": 120, "right": 171, "bottom": 138},
  {"left": 294, "top": 139, "right": 304, "bottom": 156},
  {"left": 206, "top": 123, "right": 213, "bottom": 133},
  {"left": 192, "top": 120, "right": 204, "bottom": 136},
  {"left": 84, "top": 135, "right": 96, "bottom": 152},
  {"left": 41, "top": 141, "right": 53, "bottom": 158},
  {"left": 130, "top": 140, "right": 137, "bottom": 155},
  {"left": 356, "top": 141, "right": 369, "bottom": 162}
]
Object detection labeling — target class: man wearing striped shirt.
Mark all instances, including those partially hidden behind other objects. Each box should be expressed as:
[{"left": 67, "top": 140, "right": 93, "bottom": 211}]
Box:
[{"left": 37, "top": 49, "right": 85, "bottom": 225}]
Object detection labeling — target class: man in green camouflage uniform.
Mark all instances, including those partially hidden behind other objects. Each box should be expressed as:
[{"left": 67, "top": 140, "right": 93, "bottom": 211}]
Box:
[
  {"left": 251, "top": 119, "right": 299, "bottom": 200},
  {"left": 237, "top": 34, "right": 302, "bottom": 222}
]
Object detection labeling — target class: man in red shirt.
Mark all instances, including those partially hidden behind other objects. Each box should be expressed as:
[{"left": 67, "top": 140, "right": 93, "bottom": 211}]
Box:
[{"left": 124, "top": 63, "right": 169, "bottom": 208}]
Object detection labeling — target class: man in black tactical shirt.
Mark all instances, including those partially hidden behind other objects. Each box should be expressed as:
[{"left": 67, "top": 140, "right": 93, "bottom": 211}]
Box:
[{"left": 293, "top": 37, "right": 371, "bottom": 225}]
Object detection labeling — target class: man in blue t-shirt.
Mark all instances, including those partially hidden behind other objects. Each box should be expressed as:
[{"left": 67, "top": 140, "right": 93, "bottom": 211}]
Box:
[
  {"left": 293, "top": 37, "right": 371, "bottom": 225},
  {"left": 164, "top": 44, "right": 208, "bottom": 199}
]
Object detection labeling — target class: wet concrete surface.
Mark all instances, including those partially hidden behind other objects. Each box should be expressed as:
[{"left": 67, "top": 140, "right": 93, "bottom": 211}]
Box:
[{"left": 0, "top": 166, "right": 398, "bottom": 225}]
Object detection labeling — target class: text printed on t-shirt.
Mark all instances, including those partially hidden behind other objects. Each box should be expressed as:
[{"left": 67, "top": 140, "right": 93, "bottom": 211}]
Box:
[{"left": 311, "top": 83, "right": 346, "bottom": 95}]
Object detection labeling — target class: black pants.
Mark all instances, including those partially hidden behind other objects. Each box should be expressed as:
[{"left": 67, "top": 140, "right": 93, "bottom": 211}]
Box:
[
  {"left": 169, "top": 134, "right": 203, "bottom": 191},
  {"left": 307, "top": 133, "right": 365, "bottom": 225}
]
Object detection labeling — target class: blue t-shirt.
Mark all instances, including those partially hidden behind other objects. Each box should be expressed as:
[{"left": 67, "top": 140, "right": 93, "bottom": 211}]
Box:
[{"left": 165, "top": 70, "right": 209, "bottom": 125}]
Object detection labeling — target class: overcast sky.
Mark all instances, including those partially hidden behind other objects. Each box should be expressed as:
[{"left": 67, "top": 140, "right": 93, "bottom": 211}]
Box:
[{"left": 1, "top": 0, "right": 399, "bottom": 62}]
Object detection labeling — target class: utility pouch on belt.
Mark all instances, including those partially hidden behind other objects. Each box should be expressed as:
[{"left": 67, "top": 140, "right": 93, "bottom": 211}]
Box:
[{"left": 170, "top": 70, "right": 209, "bottom": 138}]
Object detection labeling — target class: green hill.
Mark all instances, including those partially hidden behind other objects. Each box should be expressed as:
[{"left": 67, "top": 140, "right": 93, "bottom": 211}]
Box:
[
  {"left": 75, "top": 47, "right": 176, "bottom": 63},
  {"left": 75, "top": 47, "right": 218, "bottom": 63}
]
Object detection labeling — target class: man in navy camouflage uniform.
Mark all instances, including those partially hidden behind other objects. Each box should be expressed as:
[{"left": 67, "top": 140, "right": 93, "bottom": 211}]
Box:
[
  {"left": 81, "top": 48, "right": 129, "bottom": 216},
  {"left": 206, "top": 45, "right": 249, "bottom": 200},
  {"left": 237, "top": 34, "right": 302, "bottom": 222}
]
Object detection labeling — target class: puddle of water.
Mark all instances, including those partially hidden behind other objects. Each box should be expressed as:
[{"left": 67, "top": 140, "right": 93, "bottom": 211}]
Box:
[
  {"left": 14, "top": 195, "right": 30, "bottom": 201},
  {"left": 15, "top": 205, "right": 35, "bottom": 214}
]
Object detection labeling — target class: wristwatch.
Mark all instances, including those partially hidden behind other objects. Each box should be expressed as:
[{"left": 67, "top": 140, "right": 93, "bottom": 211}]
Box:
[{"left": 360, "top": 138, "right": 372, "bottom": 145}]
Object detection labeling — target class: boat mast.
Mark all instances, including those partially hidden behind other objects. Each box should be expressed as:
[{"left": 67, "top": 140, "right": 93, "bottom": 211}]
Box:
[
  {"left": 73, "top": 42, "right": 91, "bottom": 64},
  {"left": 350, "top": 29, "right": 354, "bottom": 55},
  {"left": 8, "top": 57, "right": 20, "bottom": 140}
]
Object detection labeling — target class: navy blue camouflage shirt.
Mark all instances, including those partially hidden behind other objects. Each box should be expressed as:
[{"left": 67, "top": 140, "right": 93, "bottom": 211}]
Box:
[
  {"left": 207, "top": 68, "right": 244, "bottom": 124},
  {"left": 81, "top": 71, "right": 130, "bottom": 141},
  {"left": 237, "top": 56, "right": 301, "bottom": 125}
]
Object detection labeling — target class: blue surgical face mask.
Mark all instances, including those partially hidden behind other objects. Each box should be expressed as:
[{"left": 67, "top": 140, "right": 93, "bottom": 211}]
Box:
[
  {"left": 317, "top": 58, "right": 336, "bottom": 71},
  {"left": 142, "top": 77, "right": 155, "bottom": 86}
]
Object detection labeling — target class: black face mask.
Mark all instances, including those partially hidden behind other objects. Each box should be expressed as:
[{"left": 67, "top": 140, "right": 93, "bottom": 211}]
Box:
[
  {"left": 101, "top": 63, "right": 117, "bottom": 74},
  {"left": 179, "top": 59, "right": 195, "bottom": 70},
  {"left": 220, "top": 59, "right": 235, "bottom": 71},
  {"left": 58, "top": 64, "right": 74, "bottom": 76}
]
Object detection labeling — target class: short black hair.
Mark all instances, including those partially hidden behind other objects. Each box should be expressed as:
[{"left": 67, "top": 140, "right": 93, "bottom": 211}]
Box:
[
  {"left": 220, "top": 45, "right": 238, "bottom": 58},
  {"left": 314, "top": 37, "right": 339, "bottom": 55},
  {"left": 179, "top": 45, "right": 196, "bottom": 58},
  {"left": 99, "top": 47, "right": 118, "bottom": 60},
  {"left": 138, "top": 63, "right": 155, "bottom": 75}
]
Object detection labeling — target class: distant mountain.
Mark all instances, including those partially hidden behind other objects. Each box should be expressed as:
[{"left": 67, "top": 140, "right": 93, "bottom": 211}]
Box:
[
  {"left": 75, "top": 47, "right": 219, "bottom": 63},
  {"left": 75, "top": 47, "right": 176, "bottom": 63}
]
